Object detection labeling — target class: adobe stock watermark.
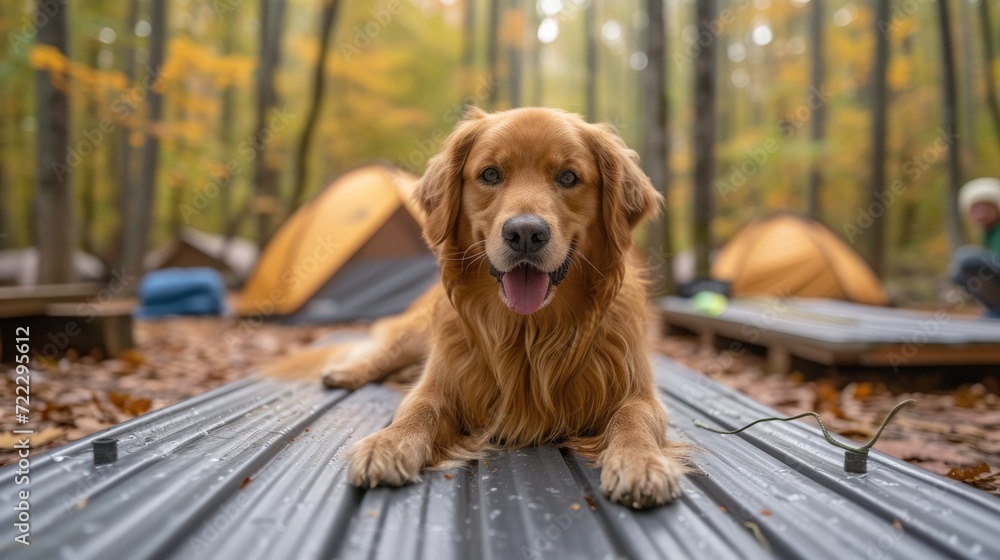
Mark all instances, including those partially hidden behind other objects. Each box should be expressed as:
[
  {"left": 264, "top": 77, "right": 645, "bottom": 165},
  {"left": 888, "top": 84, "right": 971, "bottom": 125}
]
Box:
[
  {"left": 224, "top": 234, "right": 339, "bottom": 347},
  {"left": 519, "top": 500, "right": 587, "bottom": 560},
  {"left": 7, "top": 0, "right": 69, "bottom": 54},
  {"left": 879, "top": 250, "right": 995, "bottom": 371},
  {"left": 211, "top": 0, "right": 242, "bottom": 18},
  {"left": 943, "top": 249, "right": 1000, "bottom": 311},
  {"left": 178, "top": 106, "right": 293, "bottom": 223},
  {"left": 57, "top": 411, "right": 177, "bottom": 511},
  {"left": 716, "top": 85, "right": 831, "bottom": 201},
  {"left": 674, "top": 0, "right": 754, "bottom": 69},
  {"left": 842, "top": 127, "right": 958, "bottom": 244},
  {"left": 340, "top": 1, "right": 404, "bottom": 60},
  {"left": 51, "top": 64, "right": 170, "bottom": 183},
  {"left": 541, "top": 0, "right": 591, "bottom": 25},
  {"left": 698, "top": 294, "right": 794, "bottom": 377},
  {"left": 395, "top": 76, "right": 499, "bottom": 173},
  {"left": 884, "top": 310, "right": 953, "bottom": 372},
  {"left": 645, "top": 244, "right": 677, "bottom": 287},
  {"left": 848, "top": 467, "right": 948, "bottom": 560},
  {"left": 183, "top": 492, "right": 253, "bottom": 555},
  {"left": 877, "top": 0, "right": 933, "bottom": 39}
]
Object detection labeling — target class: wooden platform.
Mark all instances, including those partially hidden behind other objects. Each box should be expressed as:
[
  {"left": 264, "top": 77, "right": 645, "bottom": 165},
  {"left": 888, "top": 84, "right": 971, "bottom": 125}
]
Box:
[
  {"left": 0, "top": 283, "right": 104, "bottom": 318},
  {"left": 0, "top": 284, "right": 134, "bottom": 361},
  {"left": 659, "top": 297, "right": 1000, "bottom": 373}
]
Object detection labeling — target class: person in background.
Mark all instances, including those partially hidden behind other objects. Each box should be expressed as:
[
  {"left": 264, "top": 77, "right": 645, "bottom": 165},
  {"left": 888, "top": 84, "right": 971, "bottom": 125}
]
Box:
[{"left": 950, "top": 178, "right": 1000, "bottom": 319}]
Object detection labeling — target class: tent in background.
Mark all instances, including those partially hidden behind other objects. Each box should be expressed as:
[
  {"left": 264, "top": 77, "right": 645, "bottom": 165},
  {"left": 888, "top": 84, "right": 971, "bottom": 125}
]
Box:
[
  {"left": 711, "top": 213, "right": 889, "bottom": 306},
  {"left": 144, "top": 228, "right": 258, "bottom": 287},
  {"left": 238, "top": 163, "right": 437, "bottom": 323}
]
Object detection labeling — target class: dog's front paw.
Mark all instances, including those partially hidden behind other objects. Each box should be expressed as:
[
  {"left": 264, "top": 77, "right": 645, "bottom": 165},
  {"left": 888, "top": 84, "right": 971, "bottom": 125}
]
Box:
[
  {"left": 346, "top": 428, "right": 429, "bottom": 487},
  {"left": 600, "top": 449, "right": 684, "bottom": 509}
]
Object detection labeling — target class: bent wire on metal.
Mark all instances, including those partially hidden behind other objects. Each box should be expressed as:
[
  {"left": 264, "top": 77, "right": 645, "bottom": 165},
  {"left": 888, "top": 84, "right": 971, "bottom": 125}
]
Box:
[{"left": 694, "top": 400, "right": 916, "bottom": 473}]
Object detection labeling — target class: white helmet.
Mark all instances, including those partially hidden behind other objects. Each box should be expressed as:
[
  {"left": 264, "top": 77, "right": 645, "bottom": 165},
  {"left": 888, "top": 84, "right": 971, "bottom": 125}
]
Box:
[{"left": 959, "top": 177, "right": 1000, "bottom": 214}]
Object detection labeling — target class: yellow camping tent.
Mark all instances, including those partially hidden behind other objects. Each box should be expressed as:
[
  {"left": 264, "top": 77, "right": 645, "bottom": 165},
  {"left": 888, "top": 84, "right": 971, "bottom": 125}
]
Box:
[
  {"left": 238, "top": 163, "right": 434, "bottom": 322},
  {"left": 711, "top": 213, "right": 889, "bottom": 305}
]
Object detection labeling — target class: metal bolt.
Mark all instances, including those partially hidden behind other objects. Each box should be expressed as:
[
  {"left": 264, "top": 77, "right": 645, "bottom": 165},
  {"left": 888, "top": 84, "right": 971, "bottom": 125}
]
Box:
[
  {"left": 93, "top": 437, "right": 119, "bottom": 465},
  {"left": 844, "top": 450, "right": 868, "bottom": 473}
]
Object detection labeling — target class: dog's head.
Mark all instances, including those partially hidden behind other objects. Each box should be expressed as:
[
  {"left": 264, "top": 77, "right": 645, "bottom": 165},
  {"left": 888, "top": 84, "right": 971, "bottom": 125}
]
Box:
[{"left": 414, "top": 107, "right": 661, "bottom": 315}]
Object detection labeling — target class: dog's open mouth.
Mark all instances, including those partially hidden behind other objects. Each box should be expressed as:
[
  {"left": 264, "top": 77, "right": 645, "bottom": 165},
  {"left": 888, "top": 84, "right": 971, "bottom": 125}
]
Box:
[{"left": 489, "top": 255, "right": 571, "bottom": 315}]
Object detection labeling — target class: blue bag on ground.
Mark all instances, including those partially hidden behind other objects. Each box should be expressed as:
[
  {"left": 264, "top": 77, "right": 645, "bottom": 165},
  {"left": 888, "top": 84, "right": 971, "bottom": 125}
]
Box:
[{"left": 137, "top": 267, "right": 226, "bottom": 318}]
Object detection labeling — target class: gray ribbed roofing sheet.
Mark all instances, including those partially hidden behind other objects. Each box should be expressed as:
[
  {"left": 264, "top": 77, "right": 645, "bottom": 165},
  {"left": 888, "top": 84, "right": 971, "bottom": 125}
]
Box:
[
  {"left": 661, "top": 296, "right": 1000, "bottom": 345},
  {"left": 2, "top": 353, "right": 999, "bottom": 559}
]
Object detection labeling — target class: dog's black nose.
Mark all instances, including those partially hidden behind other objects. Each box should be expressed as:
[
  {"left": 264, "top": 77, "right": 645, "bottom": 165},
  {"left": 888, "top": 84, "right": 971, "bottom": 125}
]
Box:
[{"left": 502, "top": 214, "right": 551, "bottom": 254}]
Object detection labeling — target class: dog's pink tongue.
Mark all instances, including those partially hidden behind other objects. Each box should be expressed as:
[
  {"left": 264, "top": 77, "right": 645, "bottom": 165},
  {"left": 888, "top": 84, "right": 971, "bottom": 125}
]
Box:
[{"left": 502, "top": 264, "right": 549, "bottom": 315}]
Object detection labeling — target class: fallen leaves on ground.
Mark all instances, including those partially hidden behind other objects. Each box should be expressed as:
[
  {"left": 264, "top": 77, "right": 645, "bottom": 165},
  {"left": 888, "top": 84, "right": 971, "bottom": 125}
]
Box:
[{"left": 948, "top": 462, "right": 991, "bottom": 481}]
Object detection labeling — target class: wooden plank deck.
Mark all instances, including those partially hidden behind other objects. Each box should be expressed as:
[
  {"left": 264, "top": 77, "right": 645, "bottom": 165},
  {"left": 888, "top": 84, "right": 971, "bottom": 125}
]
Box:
[
  {"left": 658, "top": 297, "right": 1000, "bottom": 373},
  {"left": 0, "top": 283, "right": 104, "bottom": 318},
  {"left": 0, "top": 284, "right": 135, "bottom": 361}
]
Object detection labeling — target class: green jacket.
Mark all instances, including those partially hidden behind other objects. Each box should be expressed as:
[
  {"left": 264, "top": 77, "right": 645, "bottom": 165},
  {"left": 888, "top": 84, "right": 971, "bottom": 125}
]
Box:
[{"left": 988, "top": 225, "right": 1000, "bottom": 256}]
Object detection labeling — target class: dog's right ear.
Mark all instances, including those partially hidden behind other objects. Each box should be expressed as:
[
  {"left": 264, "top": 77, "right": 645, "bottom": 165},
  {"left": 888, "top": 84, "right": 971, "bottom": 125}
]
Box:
[{"left": 414, "top": 107, "right": 489, "bottom": 249}]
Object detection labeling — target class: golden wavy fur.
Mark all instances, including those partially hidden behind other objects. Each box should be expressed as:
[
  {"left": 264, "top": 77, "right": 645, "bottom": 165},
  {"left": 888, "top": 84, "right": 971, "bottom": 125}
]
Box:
[{"left": 271, "top": 107, "right": 687, "bottom": 508}]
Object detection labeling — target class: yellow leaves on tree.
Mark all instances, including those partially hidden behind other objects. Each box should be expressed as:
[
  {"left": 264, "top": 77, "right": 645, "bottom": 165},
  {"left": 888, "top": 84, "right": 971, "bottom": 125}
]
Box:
[
  {"left": 30, "top": 36, "right": 254, "bottom": 120},
  {"left": 29, "top": 44, "right": 129, "bottom": 95},
  {"left": 289, "top": 35, "right": 321, "bottom": 67},
  {"left": 28, "top": 44, "right": 69, "bottom": 75},
  {"left": 888, "top": 58, "right": 912, "bottom": 92},
  {"left": 162, "top": 37, "right": 255, "bottom": 91}
]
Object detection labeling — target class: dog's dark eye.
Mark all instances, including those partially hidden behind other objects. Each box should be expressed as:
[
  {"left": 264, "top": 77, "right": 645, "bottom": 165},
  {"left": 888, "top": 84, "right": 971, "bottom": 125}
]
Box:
[
  {"left": 480, "top": 167, "right": 502, "bottom": 185},
  {"left": 556, "top": 170, "right": 579, "bottom": 188}
]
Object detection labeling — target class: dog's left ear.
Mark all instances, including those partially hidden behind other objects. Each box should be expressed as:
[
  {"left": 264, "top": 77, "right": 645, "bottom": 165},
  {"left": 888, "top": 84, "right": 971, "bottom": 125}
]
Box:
[{"left": 585, "top": 123, "right": 663, "bottom": 257}]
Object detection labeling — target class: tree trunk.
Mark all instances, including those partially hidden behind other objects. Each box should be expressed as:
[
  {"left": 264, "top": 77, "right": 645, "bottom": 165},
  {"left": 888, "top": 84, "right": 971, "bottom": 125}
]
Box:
[
  {"left": 252, "top": 0, "right": 287, "bottom": 249},
  {"left": 121, "top": 0, "right": 165, "bottom": 283},
  {"left": 643, "top": 0, "right": 674, "bottom": 295},
  {"left": 112, "top": 0, "right": 139, "bottom": 266},
  {"left": 867, "top": 0, "right": 889, "bottom": 278},
  {"left": 288, "top": 0, "right": 340, "bottom": 214},
  {"left": 979, "top": 0, "right": 1000, "bottom": 151},
  {"left": 938, "top": 0, "right": 963, "bottom": 250},
  {"left": 584, "top": 0, "right": 597, "bottom": 122},
  {"left": 693, "top": 0, "right": 717, "bottom": 279},
  {"left": 486, "top": 0, "right": 501, "bottom": 109},
  {"left": 506, "top": 1, "right": 523, "bottom": 108},
  {"left": 806, "top": 0, "right": 825, "bottom": 219},
  {"left": 220, "top": 13, "right": 237, "bottom": 236},
  {"left": 80, "top": 39, "right": 100, "bottom": 256},
  {"left": 34, "top": 0, "right": 75, "bottom": 284},
  {"left": 958, "top": 0, "right": 975, "bottom": 163}
]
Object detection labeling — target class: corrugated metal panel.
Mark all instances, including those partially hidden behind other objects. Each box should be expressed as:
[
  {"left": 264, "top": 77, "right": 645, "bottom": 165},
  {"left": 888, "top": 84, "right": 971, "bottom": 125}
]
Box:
[{"left": 2, "top": 353, "right": 998, "bottom": 559}]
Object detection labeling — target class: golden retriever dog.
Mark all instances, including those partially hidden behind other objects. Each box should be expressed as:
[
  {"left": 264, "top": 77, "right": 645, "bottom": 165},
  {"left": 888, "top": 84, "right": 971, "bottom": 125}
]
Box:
[{"left": 280, "top": 107, "right": 686, "bottom": 508}]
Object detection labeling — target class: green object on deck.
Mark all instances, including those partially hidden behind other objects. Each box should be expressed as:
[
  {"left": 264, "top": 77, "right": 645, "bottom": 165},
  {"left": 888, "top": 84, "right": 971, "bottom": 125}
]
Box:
[{"left": 691, "top": 290, "right": 728, "bottom": 317}]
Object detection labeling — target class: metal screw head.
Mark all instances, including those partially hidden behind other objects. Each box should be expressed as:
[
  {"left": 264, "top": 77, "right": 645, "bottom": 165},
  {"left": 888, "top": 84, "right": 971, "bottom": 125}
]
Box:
[
  {"left": 93, "top": 437, "right": 119, "bottom": 465},
  {"left": 844, "top": 450, "right": 868, "bottom": 473}
]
